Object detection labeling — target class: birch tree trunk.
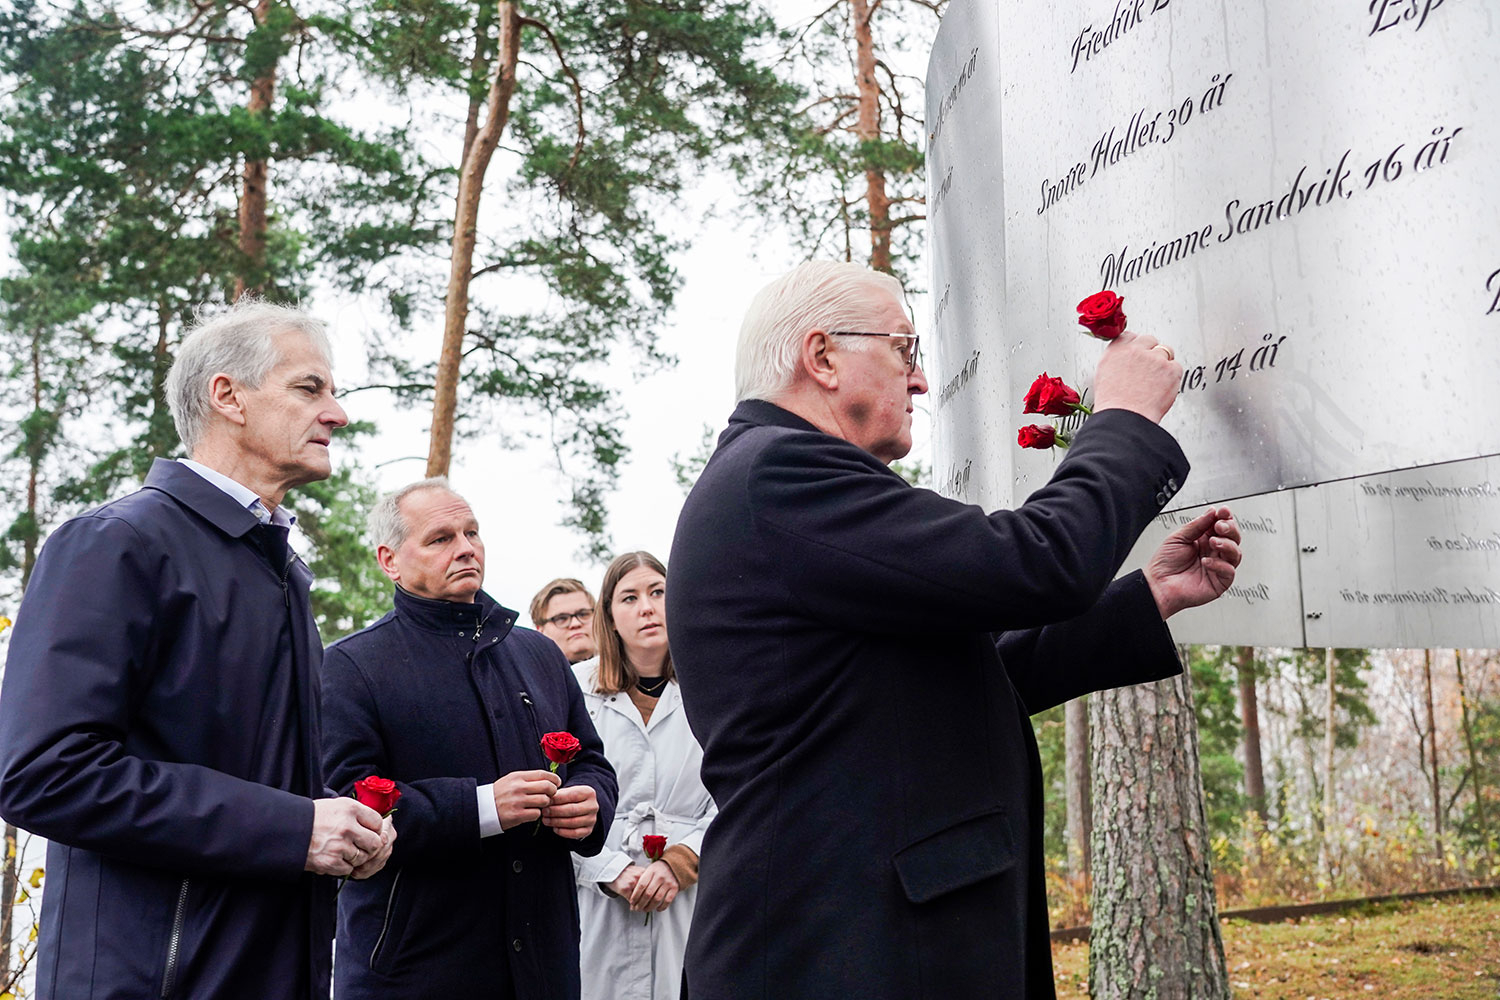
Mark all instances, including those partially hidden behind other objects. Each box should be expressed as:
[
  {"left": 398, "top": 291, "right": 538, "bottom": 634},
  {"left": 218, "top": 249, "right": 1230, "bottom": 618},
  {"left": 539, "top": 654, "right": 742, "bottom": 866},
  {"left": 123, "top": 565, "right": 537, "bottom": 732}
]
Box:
[
  {"left": 428, "top": 3, "right": 522, "bottom": 477},
  {"left": 1065, "top": 696, "right": 1092, "bottom": 879},
  {"left": 1089, "top": 664, "right": 1228, "bottom": 1000}
]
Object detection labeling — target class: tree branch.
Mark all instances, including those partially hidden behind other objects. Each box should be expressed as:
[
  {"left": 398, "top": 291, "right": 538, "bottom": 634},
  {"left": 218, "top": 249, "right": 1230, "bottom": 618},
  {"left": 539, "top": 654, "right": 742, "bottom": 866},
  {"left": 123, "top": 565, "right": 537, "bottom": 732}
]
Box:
[{"left": 519, "top": 16, "right": 586, "bottom": 176}]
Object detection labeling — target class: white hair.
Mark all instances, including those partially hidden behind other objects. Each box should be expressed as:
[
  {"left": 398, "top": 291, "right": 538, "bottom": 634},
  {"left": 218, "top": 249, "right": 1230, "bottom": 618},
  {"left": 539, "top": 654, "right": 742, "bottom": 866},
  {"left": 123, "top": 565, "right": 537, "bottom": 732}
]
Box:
[
  {"left": 165, "top": 299, "right": 333, "bottom": 451},
  {"left": 734, "top": 261, "right": 906, "bottom": 402},
  {"left": 367, "top": 477, "right": 465, "bottom": 552}
]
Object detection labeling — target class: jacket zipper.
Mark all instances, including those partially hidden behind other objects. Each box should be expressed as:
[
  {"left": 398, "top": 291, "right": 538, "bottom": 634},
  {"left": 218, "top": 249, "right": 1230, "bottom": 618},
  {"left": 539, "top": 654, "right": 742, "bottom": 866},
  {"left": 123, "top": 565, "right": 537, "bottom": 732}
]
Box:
[
  {"left": 519, "top": 691, "right": 544, "bottom": 756},
  {"left": 369, "top": 869, "right": 403, "bottom": 968},
  {"left": 160, "top": 878, "right": 190, "bottom": 998}
]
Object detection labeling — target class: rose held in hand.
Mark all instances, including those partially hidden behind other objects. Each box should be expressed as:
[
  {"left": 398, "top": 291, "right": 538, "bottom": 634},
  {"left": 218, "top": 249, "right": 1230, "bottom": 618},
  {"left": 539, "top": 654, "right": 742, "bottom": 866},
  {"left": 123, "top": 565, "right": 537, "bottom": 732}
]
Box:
[
  {"left": 641, "top": 835, "right": 668, "bottom": 925},
  {"left": 1023, "top": 373, "right": 1086, "bottom": 417},
  {"left": 353, "top": 775, "right": 401, "bottom": 816},
  {"left": 1077, "top": 290, "right": 1126, "bottom": 340},
  {"left": 540, "top": 731, "right": 582, "bottom": 773}
]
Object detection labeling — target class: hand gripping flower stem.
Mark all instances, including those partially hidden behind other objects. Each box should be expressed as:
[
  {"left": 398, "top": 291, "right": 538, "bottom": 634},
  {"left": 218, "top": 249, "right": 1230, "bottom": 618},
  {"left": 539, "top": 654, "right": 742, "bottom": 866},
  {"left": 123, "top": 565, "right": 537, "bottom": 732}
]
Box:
[
  {"left": 536, "top": 732, "right": 582, "bottom": 833},
  {"left": 338, "top": 776, "right": 401, "bottom": 894},
  {"left": 641, "top": 835, "right": 668, "bottom": 925}
]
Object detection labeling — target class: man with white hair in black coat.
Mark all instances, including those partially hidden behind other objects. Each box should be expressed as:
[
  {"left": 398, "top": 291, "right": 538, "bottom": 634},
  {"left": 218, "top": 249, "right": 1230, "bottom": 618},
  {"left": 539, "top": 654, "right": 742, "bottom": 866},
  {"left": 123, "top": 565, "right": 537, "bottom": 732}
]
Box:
[{"left": 668, "top": 260, "right": 1243, "bottom": 1000}]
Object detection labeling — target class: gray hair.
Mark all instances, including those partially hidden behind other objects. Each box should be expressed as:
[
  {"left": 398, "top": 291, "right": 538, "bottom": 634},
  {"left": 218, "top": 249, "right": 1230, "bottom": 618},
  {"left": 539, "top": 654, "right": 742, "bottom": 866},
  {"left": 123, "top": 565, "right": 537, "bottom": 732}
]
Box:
[
  {"left": 734, "top": 261, "right": 906, "bottom": 402},
  {"left": 367, "top": 477, "right": 464, "bottom": 552},
  {"left": 165, "top": 299, "right": 334, "bottom": 451}
]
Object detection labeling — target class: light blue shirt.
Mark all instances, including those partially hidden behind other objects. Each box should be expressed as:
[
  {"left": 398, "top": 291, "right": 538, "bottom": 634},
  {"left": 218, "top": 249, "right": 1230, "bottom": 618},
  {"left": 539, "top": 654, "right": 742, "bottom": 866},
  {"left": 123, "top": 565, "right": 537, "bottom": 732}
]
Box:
[{"left": 178, "top": 459, "right": 296, "bottom": 528}]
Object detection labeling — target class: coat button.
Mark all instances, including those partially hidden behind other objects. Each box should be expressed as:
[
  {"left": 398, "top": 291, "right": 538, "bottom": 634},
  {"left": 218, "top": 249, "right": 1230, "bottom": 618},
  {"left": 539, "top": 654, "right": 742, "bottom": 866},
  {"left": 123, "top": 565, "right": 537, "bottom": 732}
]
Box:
[
  {"left": 1155, "top": 491, "right": 1167, "bottom": 505},
  {"left": 512, "top": 860, "right": 523, "bottom": 873},
  {"left": 512, "top": 939, "right": 523, "bottom": 952}
]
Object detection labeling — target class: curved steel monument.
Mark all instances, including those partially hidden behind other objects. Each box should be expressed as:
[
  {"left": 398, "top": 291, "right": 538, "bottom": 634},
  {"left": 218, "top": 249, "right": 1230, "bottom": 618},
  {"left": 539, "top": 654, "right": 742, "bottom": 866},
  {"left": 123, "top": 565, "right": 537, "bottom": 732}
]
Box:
[{"left": 925, "top": 0, "right": 1499, "bottom": 647}]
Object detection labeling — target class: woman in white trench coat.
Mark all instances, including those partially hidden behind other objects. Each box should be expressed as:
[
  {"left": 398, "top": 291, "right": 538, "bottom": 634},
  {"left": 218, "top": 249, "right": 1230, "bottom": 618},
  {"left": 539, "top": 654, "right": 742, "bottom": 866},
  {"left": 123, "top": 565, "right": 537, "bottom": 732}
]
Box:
[{"left": 573, "top": 551, "right": 716, "bottom": 1000}]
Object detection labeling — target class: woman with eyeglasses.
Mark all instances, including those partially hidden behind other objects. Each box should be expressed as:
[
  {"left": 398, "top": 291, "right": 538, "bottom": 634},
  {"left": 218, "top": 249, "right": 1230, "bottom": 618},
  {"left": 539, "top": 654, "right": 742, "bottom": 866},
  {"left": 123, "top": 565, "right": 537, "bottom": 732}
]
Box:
[{"left": 572, "top": 551, "right": 715, "bottom": 1000}]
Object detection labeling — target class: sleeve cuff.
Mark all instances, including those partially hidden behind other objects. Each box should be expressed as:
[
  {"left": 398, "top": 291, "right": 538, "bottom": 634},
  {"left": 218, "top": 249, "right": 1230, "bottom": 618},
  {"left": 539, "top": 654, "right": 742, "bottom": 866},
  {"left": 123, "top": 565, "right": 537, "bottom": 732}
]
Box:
[{"left": 476, "top": 783, "right": 502, "bottom": 838}]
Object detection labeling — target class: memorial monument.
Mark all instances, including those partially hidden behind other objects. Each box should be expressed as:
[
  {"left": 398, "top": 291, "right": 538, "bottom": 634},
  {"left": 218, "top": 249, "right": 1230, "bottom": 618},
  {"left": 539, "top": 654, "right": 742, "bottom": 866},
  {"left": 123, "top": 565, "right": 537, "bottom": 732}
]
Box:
[{"left": 926, "top": 0, "right": 1500, "bottom": 649}]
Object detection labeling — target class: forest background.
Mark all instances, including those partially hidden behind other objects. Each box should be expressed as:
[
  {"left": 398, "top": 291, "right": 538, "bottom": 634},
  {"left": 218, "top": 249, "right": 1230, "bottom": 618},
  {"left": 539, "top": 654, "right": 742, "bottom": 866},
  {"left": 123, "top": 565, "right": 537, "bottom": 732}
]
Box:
[{"left": 0, "top": 0, "right": 1494, "bottom": 995}]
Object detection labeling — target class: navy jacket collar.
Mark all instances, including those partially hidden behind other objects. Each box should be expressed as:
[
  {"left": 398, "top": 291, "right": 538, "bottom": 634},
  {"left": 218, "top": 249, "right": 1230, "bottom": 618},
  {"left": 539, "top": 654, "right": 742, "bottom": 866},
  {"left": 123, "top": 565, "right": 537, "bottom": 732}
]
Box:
[
  {"left": 728, "top": 399, "right": 825, "bottom": 436},
  {"left": 726, "top": 398, "right": 908, "bottom": 482},
  {"left": 143, "top": 458, "right": 263, "bottom": 539},
  {"left": 392, "top": 585, "right": 518, "bottom": 641}
]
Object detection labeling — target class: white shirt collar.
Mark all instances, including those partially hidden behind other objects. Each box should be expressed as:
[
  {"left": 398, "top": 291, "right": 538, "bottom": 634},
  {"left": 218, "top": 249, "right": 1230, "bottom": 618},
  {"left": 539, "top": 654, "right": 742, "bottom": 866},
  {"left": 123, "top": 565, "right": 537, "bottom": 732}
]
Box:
[{"left": 178, "top": 459, "right": 297, "bottom": 528}]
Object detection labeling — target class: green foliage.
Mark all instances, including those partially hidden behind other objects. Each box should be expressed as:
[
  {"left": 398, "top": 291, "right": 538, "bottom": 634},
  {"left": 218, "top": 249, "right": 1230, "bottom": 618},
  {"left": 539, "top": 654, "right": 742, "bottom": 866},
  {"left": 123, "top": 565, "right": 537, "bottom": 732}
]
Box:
[
  {"left": 1450, "top": 694, "right": 1500, "bottom": 862},
  {"left": 1032, "top": 703, "right": 1067, "bottom": 862},
  {"left": 670, "top": 423, "right": 720, "bottom": 496},
  {"left": 342, "top": 0, "right": 799, "bottom": 555},
  {"left": 1183, "top": 646, "right": 1249, "bottom": 840},
  {"left": 0, "top": 0, "right": 433, "bottom": 502},
  {"left": 289, "top": 424, "right": 391, "bottom": 639},
  {"left": 744, "top": 0, "right": 943, "bottom": 281},
  {"left": 1274, "top": 648, "right": 1378, "bottom": 751}
]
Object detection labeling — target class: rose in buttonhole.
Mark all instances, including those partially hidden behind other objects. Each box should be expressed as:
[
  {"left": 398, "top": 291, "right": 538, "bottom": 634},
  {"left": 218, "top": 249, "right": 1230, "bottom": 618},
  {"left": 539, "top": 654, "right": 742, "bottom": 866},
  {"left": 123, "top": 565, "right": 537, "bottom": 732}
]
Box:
[
  {"left": 1022, "top": 373, "right": 1088, "bottom": 417},
  {"left": 641, "top": 835, "right": 668, "bottom": 925},
  {"left": 1077, "top": 290, "right": 1127, "bottom": 340},
  {"left": 540, "top": 731, "right": 582, "bottom": 772},
  {"left": 1017, "top": 424, "right": 1070, "bottom": 450},
  {"left": 353, "top": 775, "right": 402, "bottom": 816}
]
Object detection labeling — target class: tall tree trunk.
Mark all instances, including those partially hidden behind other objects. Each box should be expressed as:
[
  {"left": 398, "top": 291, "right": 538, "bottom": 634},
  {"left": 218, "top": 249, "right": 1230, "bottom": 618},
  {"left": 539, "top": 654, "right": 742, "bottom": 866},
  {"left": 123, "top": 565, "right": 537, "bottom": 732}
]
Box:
[
  {"left": 428, "top": 3, "right": 522, "bottom": 478},
  {"left": 1065, "top": 696, "right": 1091, "bottom": 879},
  {"left": 1319, "top": 647, "right": 1338, "bottom": 879},
  {"left": 1234, "top": 646, "right": 1265, "bottom": 822},
  {"left": 235, "top": 0, "right": 277, "bottom": 300},
  {"left": 1423, "top": 648, "right": 1443, "bottom": 859},
  {"left": 849, "top": 0, "right": 891, "bottom": 272},
  {"left": 1453, "top": 649, "right": 1492, "bottom": 867},
  {"left": 1089, "top": 660, "right": 1229, "bottom": 1000}
]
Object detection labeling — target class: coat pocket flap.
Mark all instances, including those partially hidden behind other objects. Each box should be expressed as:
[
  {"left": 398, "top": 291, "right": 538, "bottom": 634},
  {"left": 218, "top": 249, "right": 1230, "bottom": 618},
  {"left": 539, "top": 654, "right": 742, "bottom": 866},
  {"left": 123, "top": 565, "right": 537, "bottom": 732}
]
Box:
[{"left": 892, "top": 809, "right": 1016, "bottom": 904}]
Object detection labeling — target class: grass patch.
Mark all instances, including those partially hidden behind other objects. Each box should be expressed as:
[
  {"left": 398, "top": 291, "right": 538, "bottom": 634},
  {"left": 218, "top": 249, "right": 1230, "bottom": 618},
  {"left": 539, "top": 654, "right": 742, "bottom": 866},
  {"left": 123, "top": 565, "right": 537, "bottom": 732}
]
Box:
[{"left": 1050, "top": 894, "right": 1500, "bottom": 998}]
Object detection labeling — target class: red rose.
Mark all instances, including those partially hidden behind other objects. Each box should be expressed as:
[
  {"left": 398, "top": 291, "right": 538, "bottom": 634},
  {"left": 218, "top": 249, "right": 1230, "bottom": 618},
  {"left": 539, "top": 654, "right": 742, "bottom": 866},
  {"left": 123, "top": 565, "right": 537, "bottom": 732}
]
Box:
[
  {"left": 353, "top": 775, "right": 401, "bottom": 815},
  {"left": 1017, "top": 425, "right": 1057, "bottom": 449},
  {"left": 1023, "top": 373, "right": 1082, "bottom": 416},
  {"left": 540, "top": 731, "right": 582, "bottom": 770},
  {"left": 642, "top": 835, "right": 667, "bottom": 861},
  {"left": 1077, "top": 290, "right": 1126, "bottom": 340}
]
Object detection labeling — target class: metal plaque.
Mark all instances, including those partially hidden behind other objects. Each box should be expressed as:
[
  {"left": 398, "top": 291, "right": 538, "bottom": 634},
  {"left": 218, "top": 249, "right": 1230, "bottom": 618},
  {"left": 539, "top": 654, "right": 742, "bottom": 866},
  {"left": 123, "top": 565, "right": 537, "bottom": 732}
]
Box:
[
  {"left": 1116, "top": 457, "right": 1500, "bottom": 648},
  {"left": 926, "top": 0, "right": 1500, "bottom": 647},
  {"left": 925, "top": 0, "right": 1500, "bottom": 512}
]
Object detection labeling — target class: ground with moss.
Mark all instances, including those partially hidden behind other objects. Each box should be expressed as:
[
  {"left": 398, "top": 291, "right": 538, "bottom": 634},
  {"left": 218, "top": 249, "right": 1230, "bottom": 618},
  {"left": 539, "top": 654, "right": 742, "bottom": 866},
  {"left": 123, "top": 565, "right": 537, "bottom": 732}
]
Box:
[{"left": 1050, "top": 894, "right": 1500, "bottom": 998}]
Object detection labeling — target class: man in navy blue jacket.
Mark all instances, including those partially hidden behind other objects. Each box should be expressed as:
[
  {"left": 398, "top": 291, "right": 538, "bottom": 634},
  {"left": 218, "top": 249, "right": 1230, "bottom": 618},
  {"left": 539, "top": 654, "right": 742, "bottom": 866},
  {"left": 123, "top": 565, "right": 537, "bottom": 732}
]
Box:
[
  {"left": 321, "top": 478, "right": 616, "bottom": 1000},
  {"left": 669, "top": 261, "right": 1243, "bottom": 1000},
  {"left": 0, "top": 301, "right": 394, "bottom": 999}
]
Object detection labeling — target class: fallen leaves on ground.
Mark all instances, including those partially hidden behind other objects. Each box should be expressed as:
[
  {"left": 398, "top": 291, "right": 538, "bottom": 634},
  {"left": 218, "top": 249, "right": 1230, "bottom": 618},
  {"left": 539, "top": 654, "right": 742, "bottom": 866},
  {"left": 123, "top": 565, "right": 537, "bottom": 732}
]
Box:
[{"left": 1051, "top": 894, "right": 1500, "bottom": 999}]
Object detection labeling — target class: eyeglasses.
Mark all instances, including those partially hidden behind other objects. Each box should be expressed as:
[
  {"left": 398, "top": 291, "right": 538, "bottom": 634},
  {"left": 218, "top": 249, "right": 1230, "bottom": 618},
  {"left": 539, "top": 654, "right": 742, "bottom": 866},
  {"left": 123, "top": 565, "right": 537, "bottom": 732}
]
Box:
[
  {"left": 544, "top": 608, "right": 594, "bottom": 628},
  {"left": 828, "top": 331, "right": 922, "bottom": 373}
]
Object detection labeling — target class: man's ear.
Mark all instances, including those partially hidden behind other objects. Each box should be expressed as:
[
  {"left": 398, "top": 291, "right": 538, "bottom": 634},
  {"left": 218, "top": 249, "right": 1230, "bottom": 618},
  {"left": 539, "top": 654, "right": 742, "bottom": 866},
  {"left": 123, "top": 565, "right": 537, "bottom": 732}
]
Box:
[
  {"left": 375, "top": 545, "right": 401, "bottom": 585},
  {"left": 800, "top": 329, "right": 839, "bottom": 391},
  {"left": 206, "top": 372, "right": 248, "bottom": 428}
]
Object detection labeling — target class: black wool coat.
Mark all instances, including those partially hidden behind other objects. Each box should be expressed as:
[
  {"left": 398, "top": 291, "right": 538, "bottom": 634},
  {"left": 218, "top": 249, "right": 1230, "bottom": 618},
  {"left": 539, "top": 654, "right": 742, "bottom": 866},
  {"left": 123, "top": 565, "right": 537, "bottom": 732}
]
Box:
[
  {"left": 0, "top": 459, "right": 331, "bottom": 999},
  {"left": 320, "top": 587, "right": 617, "bottom": 1000},
  {"left": 667, "top": 401, "right": 1190, "bottom": 1000}
]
